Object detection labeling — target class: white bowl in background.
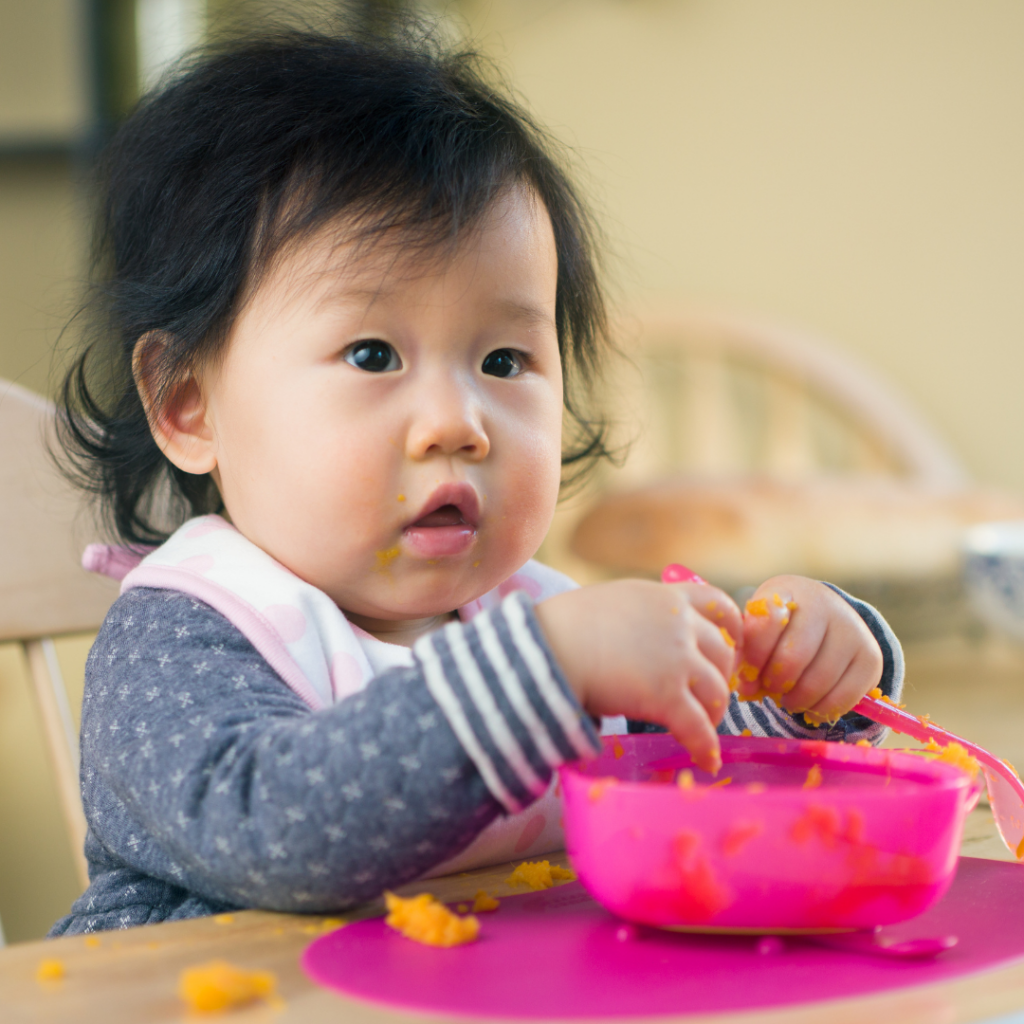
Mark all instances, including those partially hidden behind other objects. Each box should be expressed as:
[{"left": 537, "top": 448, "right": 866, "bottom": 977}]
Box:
[{"left": 963, "top": 520, "right": 1024, "bottom": 643}]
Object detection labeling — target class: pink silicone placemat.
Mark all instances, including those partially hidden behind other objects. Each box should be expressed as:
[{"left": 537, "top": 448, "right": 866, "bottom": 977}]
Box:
[{"left": 302, "top": 858, "right": 1024, "bottom": 1020}]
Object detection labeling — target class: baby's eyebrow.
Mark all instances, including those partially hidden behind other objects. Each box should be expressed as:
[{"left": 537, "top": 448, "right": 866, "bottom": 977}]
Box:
[{"left": 489, "top": 299, "right": 556, "bottom": 333}]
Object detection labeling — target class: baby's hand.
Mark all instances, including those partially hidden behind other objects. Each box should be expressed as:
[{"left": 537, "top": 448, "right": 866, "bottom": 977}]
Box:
[
  {"left": 534, "top": 580, "right": 741, "bottom": 772},
  {"left": 735, "top": 576, "right": 883, "bottom": 725}
]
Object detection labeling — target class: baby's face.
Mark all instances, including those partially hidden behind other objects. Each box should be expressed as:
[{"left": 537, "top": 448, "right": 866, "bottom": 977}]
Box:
[{"left": 197, "top": 188, "right": 563, "bottom": 631}]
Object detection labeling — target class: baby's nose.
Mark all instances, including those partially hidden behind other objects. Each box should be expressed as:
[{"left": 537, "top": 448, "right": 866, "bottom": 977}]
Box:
[{"left": 404, "top": 382, "right": 490, "bottom": 461}]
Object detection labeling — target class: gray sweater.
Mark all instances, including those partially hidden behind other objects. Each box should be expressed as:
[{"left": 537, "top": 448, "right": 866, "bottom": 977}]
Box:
[{"left": 49, "top": 584, "right": 902, "bottom": 937}]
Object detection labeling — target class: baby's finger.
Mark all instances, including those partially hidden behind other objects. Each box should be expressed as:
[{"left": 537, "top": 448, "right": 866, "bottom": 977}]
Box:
[
  {"left": 690, "top": 607, "right": 739, "bottom": 681},
  {"left": 664, "top": 688, "right": 722, "bottom": 775},
  {"left": 776, "top": 622, "right": 849, "bottom": 716},
  {"left": 746, "top": 603, "right": 828, "bottom": 702},
  {"left": 683, "top": 651, "right": 732, "bottom": 727},
  {"left": 797, "top": 645, "right": 884, "bottom": 724},
  {"left": 684, "top": 584, "right": 743, "bottom": 650},
  {"left": 737, "top": 589, "right": 799, "bottom": 686}
]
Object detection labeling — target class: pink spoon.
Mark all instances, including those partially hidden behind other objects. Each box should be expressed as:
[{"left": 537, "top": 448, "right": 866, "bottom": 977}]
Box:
[
  {"left": 661, "top": 563, "right": 1024, "bottom": 861},
  {"left": 851, "top": 692, "right": 1024, "bottom": 861}
]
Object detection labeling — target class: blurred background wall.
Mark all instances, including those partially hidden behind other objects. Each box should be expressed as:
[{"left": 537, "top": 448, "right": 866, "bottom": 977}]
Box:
[
  {"left": 1, "top": 0, "right": 1023, "bottom": 942},
  {"left": 2, "top": 0, "right": 1023, "bottom": 488}
]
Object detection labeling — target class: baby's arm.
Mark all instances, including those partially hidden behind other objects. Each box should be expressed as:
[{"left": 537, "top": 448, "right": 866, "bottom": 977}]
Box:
[{"left": 78, "top": 587, "right": 599, "bottom": 914}]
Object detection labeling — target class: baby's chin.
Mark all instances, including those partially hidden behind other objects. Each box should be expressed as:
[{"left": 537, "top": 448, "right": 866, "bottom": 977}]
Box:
[{"left": 339, "top": 556, "right": 522, "bottom": 620}]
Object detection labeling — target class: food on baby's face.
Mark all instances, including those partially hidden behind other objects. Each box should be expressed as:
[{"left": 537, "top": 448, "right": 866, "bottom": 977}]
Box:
[
  {"left": 384, "top": 891, "right": 480, "bottom": 947},
  {"left": 505, "top": 860, "right": 576, "bottom": 890},
  {"left": 178, "top": 960, "right": 278, "bottom": 1012}
]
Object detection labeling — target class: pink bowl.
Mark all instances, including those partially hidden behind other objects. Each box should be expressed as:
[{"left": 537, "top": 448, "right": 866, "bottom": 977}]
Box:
[{"left": 559, "top": 734, "right": 980, "bottom": 933}]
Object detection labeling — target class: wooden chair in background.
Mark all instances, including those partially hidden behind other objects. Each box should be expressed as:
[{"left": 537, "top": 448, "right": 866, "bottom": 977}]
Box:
[
  {"left": 0, "top": 379, "right": 119, "bottom": 919},
  {"left": 543, "top": 309, "right": 1024, "bottom": 636}
]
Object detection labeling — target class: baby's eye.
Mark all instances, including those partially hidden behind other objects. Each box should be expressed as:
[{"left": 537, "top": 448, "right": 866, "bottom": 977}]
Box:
[
  {"left": 481, "top": 349, "right": 523, "bottom": 379},
  {"left": 345, "top": 340, "right": 401, "bottom": 373}
]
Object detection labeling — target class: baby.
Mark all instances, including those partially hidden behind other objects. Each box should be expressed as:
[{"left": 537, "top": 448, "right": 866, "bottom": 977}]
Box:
[{"left": 50, "top": 27, "right": 902, "bottom": 936}]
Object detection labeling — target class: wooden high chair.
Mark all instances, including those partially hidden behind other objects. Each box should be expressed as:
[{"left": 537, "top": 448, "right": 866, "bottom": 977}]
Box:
[
  {"left": 549, "top": 309, "right": 1024, "bottom": 632},
  {"left": 0, "top": 379, "right": 119, "bottom": 903}
]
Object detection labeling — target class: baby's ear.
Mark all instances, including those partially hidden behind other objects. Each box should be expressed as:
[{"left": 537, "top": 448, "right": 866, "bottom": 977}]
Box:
[{"left": 132, "top": 332, "right": 218, "bottom": 475}]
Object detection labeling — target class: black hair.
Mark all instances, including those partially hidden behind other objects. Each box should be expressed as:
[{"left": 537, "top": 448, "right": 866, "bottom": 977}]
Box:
[{"left": 58, "top": 23, "right": 614, "bottom": 546}]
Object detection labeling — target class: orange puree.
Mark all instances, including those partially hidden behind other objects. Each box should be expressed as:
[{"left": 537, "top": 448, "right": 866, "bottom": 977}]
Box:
[
  {"left": 505, "top": 860, "right": 576, "bottom": 890},
  {"left": 178, "top": 960, "right": 277, "bottom": 1012},
  {"left": 587, "top": 777, "right": 618, "bottom": 801},
  {"left": 745, "top": 599, "right": 769, "bottom": 617},
  {"left": 473, "top": 890, "right": 500, "bottom": 912},
  {"left": 721, "top": 820, "right": 763, "bottom": 856},
  {"left": 719, "top": 626, "right": 736, "bottom": 648},
  {"left": 384, "top": 892, "right": 480, "bottom": 947},
  {"left": 612, "top": 739, "right": 625, "bottom": 759},
  {"left": 924, "top": 738, "right": 980, "bottom": 778},
  {"left": 35, "top": 959, "right": 64, "bottom": 983},
  {"left": 803, "top": 764, "right": 823, "bottom": 789}
]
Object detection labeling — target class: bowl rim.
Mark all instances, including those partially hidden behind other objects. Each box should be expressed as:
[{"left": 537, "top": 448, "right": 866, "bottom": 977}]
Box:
[{"left": 558, "top": 733, "right": 977, "bottom": 798}]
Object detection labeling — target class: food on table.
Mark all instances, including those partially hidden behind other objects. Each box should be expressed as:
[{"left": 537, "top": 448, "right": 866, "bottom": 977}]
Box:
[
  {"left": 803, "top": 764, "right": 823, "bottom": 788},
  {"left": 35, "top": 959, "right": 64, "bottom": 982},
  {"left": 178, "top": 960, "right": 277, "bottom": 1012},
  {"left": 473, "top": 890, "right": 500, "bottom": 912},
  {"left": 383, "top": 891, "right": 479, "bottom": 947},
  {"left": 504, "top": 860, "right": 576, "bottom": 890}
]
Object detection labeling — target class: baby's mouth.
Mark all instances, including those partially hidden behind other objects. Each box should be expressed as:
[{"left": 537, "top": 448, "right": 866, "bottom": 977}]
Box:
[
  {"left": 402, "top": 484, "right": 480, "bottom": 559},
  {"left": 412, "top": 505, "right": 468, "bottom": 529}
]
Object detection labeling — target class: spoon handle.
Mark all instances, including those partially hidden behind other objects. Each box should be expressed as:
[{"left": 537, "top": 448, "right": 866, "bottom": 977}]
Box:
[{"left": 854, "top": 694, "right": 1024, "bottom": 861}]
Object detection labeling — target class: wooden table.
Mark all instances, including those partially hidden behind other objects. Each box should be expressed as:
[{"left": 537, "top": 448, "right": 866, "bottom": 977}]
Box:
[
  {"left": 5, "top": 636, "right": 1024, "bottom": 1024},
  {"left": 1, "top": 814, "right": 1021, "bottom": 1024}
]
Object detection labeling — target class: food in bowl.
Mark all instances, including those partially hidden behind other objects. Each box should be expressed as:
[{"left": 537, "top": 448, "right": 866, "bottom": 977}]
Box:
[{"left": 559, "top": 734, "right": 978, "bottom": 933}]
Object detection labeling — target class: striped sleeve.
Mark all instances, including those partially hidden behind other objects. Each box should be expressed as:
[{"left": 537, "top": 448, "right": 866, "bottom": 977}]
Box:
[
  {"left": 718, "top": 584, "right": 906, "bottom": 746},
  {"left": 412, "top": 591, "right": 602, "bottom": 813}
]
